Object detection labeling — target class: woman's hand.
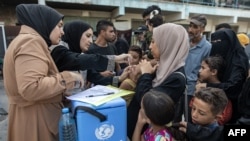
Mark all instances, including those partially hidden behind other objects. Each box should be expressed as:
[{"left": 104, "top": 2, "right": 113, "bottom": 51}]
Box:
[
  {"left": 139, "top": 59, "right": 158, "bottom": 74},
  {"left": 119, "top": 66, "right": 132, "bottom": 82},
  {"left": 64, "top": 72, "right": 84, "bottom": 96},
  {"left": 69, "top": 71, "right": 84, "bottom": 88},
  {"left": 114, "top": 54, "right": 132, "bottom": 64},
  {"left": 150, "top": 59, "right": 158, "bottom": 66},
  {"left": 100, "top": 70, "right": 115, "bottom": 77}
]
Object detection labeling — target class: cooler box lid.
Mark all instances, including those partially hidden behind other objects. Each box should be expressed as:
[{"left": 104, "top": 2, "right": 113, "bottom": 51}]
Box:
[{"left": 71, "top": 97, "right": 125, "bottom": 113}]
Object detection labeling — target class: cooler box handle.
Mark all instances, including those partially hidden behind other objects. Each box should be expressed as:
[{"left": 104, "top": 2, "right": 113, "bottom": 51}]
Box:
[{"left": 73, "top": 106, "right": 107, "bottom": 122}]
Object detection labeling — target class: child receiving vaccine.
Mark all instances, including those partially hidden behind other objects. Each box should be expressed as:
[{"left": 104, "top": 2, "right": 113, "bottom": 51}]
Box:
[
  {"left": 132, "top": 89, "right": 186, "bottom": 141},
  {"left": 119, "top": 45, "right": 143, "bottom": 91}
]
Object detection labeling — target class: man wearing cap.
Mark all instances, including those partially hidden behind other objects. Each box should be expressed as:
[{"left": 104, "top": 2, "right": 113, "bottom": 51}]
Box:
[
  {"left": 135, "top": 25, "right": 148, "bottom": 34},
  {"left": 134, "top": 25, "right": 148, "bottom": 53},
  {"left": 174, "top": 14, "right": 211, "bottom": 123}
]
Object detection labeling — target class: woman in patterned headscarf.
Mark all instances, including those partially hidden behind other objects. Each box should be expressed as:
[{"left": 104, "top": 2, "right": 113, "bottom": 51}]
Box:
[
  {"left": 3, "top": 4, "right": 84, "bottom": 141},
  {"left": 127, "top": 23, "right": 189, "bottom": 139}
]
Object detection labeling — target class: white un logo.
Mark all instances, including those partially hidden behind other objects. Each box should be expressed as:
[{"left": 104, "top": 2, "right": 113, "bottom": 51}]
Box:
[{"left": 95, "top": 124, "right": 114, "bottom": 140}]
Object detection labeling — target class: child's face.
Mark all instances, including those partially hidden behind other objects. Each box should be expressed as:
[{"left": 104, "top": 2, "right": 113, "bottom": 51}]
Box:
[
  {"left": 191, "top": 97, "right": 217, "bottom": 126},
  {"left": 129, "top": 64, "right": 141, "bottom": 81},
  {"left": 198, "top": 61, "right": 213, "bottom": 82},
  {"left": 128, "top": 50, "right": 141, "bottom": 65}
]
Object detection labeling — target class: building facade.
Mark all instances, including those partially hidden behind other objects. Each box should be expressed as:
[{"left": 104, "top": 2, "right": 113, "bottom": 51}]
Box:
[
  {"left": 1, "top": 0, "right": 250, "bottom": 30},
  {"left": 0, "top": 0, "right": 250, "bottom": 46}
]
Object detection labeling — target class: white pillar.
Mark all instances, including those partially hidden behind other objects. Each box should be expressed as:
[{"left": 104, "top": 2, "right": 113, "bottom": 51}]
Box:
[{"left": 38, "top": 0, "right": 46, "bottom": 5}]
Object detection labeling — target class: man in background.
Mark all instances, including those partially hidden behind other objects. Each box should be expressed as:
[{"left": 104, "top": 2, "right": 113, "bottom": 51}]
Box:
[
  {"left": 112, "top": 28, "right": 130, "bottom": 69},
  {"left": 86, "top": 20, "right": 121, "bottom": 86},
  {"left": 174, "top": 14, "right": 211, "bottom": 123},
  {"left": 142, "top": 5, "right": 162, "bottom": 27},
  {"left": 134, "top": 25, "right": 148, "bottom": 54},
  {"left": 141, "top": 5, "right": 163, "bottom": 60}
]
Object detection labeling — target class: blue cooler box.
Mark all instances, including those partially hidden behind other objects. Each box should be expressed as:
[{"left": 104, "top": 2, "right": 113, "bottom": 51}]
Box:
[{"left": 71, "top": 97, "right": 127, "bottom": 141}]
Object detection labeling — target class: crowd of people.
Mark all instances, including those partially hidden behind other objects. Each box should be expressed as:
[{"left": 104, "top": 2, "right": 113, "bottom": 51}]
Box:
[{"left": 2, "top": 3, "right": 250, "bottom": 141}]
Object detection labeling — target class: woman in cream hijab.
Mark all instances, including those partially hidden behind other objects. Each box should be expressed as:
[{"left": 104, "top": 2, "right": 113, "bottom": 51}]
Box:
[{"left": 127, "top": 23, "right": 189, "bottom": 139}]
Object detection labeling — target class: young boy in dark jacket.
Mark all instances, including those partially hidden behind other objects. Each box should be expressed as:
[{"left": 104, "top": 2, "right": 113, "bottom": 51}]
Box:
[{"left": 179, "top": 87, "right": 227, "bottom": 141}]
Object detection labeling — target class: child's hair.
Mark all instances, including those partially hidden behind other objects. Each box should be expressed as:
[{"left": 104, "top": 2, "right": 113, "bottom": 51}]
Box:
[
  {"left": 143, "top": 89, "right": 187, "bottom": 141},
  {"left": 143, "top": 90, "right": 175, "bottom": 125},
  {"left": 148, "top": 11, "right": 163, "bottom": 28},
  {"left": 203, "top": 55, "right": 225, "bottom": 81},
  {"left": 128, "top": 45, "right": 143, "bottom": 60},
  {"left": 195, "top": 87, "right": 228, "bottom": 116},
  {"left": 142, "top": 5, "right": 162, "bottom": 18}
]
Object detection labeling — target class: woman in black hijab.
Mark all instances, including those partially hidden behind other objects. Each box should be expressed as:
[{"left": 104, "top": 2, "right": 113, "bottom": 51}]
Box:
[
  {"left": 50, "top": 20, "right": 132, "bottom": 87},
  {"left": 3, "top": 4, "right": 85, "bottom": 141},
  {"left": 16, "top": 3, "right": 63, "bottom": 46},
  {"left": 197, "top": 29, "right": 249, "bottom": 123},
  {"left": 51, "top": 20, "right": 102, "bottom": 71}
]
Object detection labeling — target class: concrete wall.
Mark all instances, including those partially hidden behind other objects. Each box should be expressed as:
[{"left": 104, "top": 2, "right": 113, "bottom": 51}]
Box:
[{"left": 1, "top": 0, "right": 250, "bottom": 33}]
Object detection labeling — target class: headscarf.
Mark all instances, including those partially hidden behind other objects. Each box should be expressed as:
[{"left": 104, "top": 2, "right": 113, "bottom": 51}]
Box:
[
  {"left": 61, "top": 20, "right": 92, "bottom": 53},
  {"left": 210, "top": 29, "right": 249, "bottom": 81},
  {"left": 152, "top": 23, "right": 189, "bottom": 87},
  {"left": 237, "top": 33, "right": 249, "bottom": 48},
  {"left": 16, "top": 4, "right": 64, "bottom": 46}
]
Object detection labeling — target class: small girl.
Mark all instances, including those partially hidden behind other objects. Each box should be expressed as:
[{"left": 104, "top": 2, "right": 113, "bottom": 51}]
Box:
[
  {"left": 196, "top": 55, "right": 232, "bottom": 125},
  {"left": 132, "top": 89, "right": 186, "bottom": 141},
  {"left": 119, "top": 45, "right": 143, "bottom": 91}
]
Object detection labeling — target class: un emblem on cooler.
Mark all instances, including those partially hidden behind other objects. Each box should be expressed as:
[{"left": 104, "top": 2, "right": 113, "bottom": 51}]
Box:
[{"left": 95, "top": 124, "right": 114, "bottom": 140}]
